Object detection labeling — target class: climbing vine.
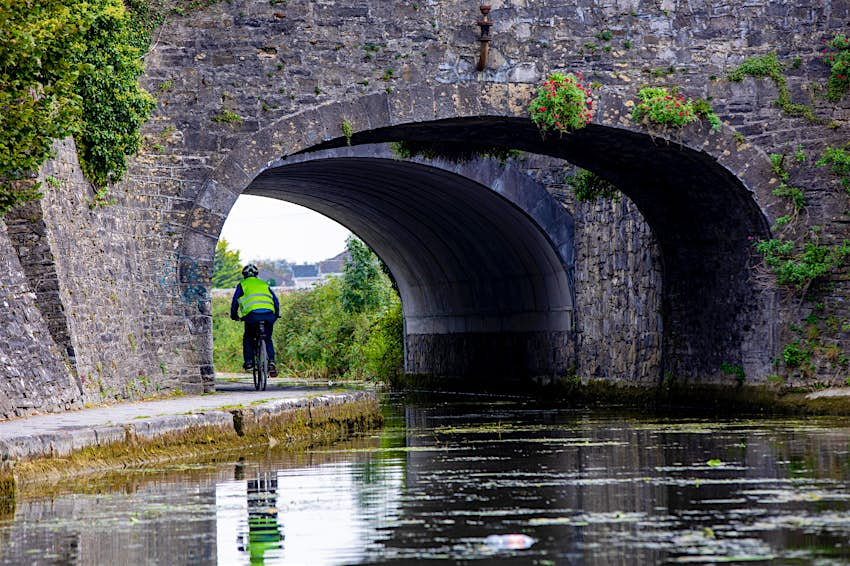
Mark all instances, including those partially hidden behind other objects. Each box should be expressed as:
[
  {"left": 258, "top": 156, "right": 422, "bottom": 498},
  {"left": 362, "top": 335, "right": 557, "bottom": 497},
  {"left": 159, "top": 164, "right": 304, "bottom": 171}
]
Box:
[
  {"left": 566, "top": 169, "right": 620, "bottom": 202},
  {"left": 754, "top": 231, "right": 850, "bottom": 291},
  {"left": 727, "top": 53, "right": 819, "bottom": 123},
  {"left": 816, "top": 145, "right": 850, "bottom": 193},
  {"left": 769, "top": 153, "right": 805, "bottom": 214},
  {"left": 752, "top": 152, "right": 850, "bottom": 295},
  {"left": 0, "top": 0, "right": 155, "bottom": 215}
]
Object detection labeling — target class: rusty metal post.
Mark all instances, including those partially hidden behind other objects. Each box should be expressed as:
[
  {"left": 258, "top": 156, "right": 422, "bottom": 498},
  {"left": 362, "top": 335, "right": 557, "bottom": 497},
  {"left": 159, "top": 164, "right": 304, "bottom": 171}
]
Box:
[{"left": 476, "top": 4, "right": 492, "bottom": 71}]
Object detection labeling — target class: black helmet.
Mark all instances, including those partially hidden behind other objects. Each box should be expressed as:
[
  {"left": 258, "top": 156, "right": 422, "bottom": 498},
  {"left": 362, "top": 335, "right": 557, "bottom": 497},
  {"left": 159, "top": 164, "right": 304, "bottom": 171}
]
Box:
[{"left": 242, "top": 264, "right": 259, "bottom": 278}]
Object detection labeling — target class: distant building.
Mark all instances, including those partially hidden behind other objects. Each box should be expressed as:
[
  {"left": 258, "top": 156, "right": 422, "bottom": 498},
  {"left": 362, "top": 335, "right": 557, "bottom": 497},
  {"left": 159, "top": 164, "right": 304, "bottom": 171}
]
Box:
[
  {"left": 291, "top": 251, "right": 349, "bottom": 289},
  {"left": 257, "top": 266, "right": 293, "bottom": 288},
  {"left": 318, "top": 250, "right": 349, "bottom": 276},
  {"left": 291, "top": 263, "right": 321, "bottom": 289}
]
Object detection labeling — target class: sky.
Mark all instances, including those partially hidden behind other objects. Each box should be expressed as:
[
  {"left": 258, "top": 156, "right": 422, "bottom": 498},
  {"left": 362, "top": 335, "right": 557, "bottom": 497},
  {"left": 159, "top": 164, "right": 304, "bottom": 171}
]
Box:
[{"left": 219, "top": 195, "right": 351, "bottom": 264}]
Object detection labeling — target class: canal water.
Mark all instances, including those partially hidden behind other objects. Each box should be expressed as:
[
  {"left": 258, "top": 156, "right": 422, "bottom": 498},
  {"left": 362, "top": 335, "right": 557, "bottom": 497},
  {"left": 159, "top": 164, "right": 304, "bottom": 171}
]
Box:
[{"left": 2, "top": 397, "right": 850, "bottom": 564}]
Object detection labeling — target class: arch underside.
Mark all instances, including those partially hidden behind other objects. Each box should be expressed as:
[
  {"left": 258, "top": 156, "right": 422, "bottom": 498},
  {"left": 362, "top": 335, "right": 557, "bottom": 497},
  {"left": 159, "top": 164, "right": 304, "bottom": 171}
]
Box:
[
  {"left": 286, "top": 117, "right": 775, "bottom": 381},
  {"left": 248, "top": 152, "right": 576, "bottom": 378}
]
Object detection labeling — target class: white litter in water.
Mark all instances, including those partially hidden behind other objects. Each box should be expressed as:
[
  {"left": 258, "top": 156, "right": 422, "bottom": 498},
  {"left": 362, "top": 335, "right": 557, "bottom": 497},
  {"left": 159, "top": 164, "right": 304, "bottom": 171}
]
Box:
[{"left": 483, "top": 533, "right": 537, "bottom": 550}]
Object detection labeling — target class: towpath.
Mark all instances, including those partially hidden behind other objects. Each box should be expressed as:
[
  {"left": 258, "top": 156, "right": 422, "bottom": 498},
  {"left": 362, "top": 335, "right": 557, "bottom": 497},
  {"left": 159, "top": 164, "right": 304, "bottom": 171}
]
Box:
[{"left": 0, "top": 376, "right": 377, "bottom": 462}]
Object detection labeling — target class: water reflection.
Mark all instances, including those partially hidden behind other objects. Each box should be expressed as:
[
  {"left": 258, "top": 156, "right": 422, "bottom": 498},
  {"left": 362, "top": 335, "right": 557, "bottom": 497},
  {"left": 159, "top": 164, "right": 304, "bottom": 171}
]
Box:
[
  {"left": 215, "top": 455, "right": 404, "bottom": 565},
  {"left": 1, "top": 401, "right": 850, "bottom": 564}
]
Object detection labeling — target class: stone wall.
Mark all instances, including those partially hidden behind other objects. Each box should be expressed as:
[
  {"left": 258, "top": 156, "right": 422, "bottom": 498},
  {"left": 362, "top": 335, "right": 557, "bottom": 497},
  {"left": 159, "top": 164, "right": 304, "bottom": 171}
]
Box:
[
  {"left": 0, "top": 213, "right": 80, "bottom": 419},
  {"left": 1, "top": 138, "right": 207, "bottom": 417},
  {"left": 144, "top": 0, "right": 848, "bottom": 389},
  {"left": 521, "top": 156, "right": 664, "bottom": 384},
  {"left": 1, "top": 0, "right": 850, "bottom": 417}
]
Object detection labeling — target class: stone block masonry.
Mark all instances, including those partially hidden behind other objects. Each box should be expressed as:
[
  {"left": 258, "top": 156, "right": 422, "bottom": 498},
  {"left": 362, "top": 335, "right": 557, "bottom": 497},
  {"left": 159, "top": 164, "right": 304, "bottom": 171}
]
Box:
[
  {"left": 1, "top": 0, "right": 849, "bottom": 417},
  {"left": 0, "top": 215, "right": 81, "bottom": 419}
]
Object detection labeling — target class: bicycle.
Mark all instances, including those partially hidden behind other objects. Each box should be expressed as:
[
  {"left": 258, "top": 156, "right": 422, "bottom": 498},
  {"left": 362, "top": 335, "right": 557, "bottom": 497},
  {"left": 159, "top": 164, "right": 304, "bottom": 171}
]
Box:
[{"left": 252, "top": 320, "right": 269, "bottom": 391}]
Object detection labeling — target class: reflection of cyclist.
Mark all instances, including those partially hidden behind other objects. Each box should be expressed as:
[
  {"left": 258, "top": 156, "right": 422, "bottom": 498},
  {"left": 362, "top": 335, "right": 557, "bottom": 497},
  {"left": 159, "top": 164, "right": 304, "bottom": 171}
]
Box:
[
  {"left": 246, "top": 474, "right": 283, "bottom": 564},
  {"left": 230, "top": 264, "right": 279, "bottom": 377}
]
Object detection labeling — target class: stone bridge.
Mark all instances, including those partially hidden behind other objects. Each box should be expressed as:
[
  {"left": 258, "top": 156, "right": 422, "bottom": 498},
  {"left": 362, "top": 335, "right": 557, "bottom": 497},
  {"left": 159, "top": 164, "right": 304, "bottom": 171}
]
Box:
[{"left": 1, "top": 0, "right": 848, "bottom": 418}]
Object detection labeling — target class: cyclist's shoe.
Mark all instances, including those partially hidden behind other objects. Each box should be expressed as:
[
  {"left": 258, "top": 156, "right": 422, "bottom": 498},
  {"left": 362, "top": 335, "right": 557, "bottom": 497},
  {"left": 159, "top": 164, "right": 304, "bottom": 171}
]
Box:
[
  {"left": 243, "top": 361, "right": 254, "bottom": 371},
  {"left": 268, "top": 362, "right": 278, "bottom": 378}
]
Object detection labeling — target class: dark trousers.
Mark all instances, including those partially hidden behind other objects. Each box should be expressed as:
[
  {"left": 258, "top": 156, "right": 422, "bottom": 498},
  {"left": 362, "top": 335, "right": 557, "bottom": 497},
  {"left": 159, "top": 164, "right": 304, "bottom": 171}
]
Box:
[{"left": 243, "top": 311, "right": 276, "bottom": 364}]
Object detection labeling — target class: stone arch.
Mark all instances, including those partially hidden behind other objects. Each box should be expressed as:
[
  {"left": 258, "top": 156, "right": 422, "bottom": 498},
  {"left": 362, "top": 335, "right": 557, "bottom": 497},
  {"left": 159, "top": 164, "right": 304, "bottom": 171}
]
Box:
[
  {"left": 247, "top": 144, "right": 577, "bottom": 378},
  {"left": 179, "top": 82, "right": 779, "bottom": 383}
]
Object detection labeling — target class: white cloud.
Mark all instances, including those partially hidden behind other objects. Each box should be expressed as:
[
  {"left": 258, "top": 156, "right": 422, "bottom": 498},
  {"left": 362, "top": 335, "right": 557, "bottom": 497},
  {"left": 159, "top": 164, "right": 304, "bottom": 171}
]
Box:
[{"left": 219, "top": 195, "right": 351, "bottom": 263}]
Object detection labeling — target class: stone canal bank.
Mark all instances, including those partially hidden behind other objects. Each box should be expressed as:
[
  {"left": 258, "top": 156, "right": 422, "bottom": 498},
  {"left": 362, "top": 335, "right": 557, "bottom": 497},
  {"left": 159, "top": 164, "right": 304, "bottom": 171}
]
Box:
[{"left": 0, "top": 378, "right": 381, "bottom": 510}]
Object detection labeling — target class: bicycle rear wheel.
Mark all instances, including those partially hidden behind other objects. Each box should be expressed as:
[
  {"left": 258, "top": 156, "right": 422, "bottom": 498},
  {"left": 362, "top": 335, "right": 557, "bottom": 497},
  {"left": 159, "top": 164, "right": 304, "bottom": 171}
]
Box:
[
  {"left": 256, "top": 338, "right": 268, "bottom": 391},
  {"left": 252, "top": 349, "right": 261, "bottom": 391}
]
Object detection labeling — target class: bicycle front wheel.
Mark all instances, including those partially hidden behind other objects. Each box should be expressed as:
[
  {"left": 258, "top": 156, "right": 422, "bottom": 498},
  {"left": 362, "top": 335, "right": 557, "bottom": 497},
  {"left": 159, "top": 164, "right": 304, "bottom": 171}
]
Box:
[{"left": 256, "top": 338, "right": 268, "bottom": 391}]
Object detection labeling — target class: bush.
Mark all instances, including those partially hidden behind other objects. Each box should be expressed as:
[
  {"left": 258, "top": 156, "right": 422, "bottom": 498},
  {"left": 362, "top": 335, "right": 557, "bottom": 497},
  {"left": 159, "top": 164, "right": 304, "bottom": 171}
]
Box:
[
  {"left": 212, "top": 295, "right": 245, "bottom": 373},
  {"left": 816, "top": 145, "right": 850, "bottom": 193},
  {"left": 529, "top": 72, "right": 594, "bottom": 134},
  {"left": 0, "top": 0, "right": 154, "bottom": 215},
  {"left": 566, "top": 169, "right": 620, "bottom": 202},
  {"left": 212, "top": 239, "right": 404, "bottom": 382},
  {"left": 631, "top": 87, "right": 721, "bottom": 131},
  {"left": 631, "top": 87, "right": 697, "bottom": 128},
  {"left": 754, "top": 235, "right": 850, "bottom": 290},
  {"left": 823, "top": 35, "right": 850, "bottom": 102},
  {"left": 364, "top": 298, "right": 404, "bottom": 382}
]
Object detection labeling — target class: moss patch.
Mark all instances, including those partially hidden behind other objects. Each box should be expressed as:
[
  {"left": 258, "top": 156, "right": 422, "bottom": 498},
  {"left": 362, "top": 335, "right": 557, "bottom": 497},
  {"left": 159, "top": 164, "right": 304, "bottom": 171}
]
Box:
[{"left": 0, "top": 463, "right": 15, "bottom": 520}]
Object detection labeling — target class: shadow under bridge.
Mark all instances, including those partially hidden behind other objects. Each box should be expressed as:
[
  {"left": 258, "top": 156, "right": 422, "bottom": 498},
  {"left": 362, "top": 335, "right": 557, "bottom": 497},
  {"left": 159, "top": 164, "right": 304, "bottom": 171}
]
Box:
[{"left": 246, "top": 145, "right": 576, "bottom": 381}]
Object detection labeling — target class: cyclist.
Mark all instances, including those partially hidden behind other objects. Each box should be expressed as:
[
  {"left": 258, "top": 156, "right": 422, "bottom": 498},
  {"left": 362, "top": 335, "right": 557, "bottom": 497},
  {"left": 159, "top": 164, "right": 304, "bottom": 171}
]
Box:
[{"left": 230, "top": 264, "right": 280, "bottom": 377}]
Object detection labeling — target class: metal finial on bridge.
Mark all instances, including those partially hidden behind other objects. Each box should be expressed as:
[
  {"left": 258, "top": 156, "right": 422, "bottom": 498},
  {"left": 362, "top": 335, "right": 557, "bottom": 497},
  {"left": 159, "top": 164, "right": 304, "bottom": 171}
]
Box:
[{"left": 476, "top": 4, "right": 492, "bottom": 71}]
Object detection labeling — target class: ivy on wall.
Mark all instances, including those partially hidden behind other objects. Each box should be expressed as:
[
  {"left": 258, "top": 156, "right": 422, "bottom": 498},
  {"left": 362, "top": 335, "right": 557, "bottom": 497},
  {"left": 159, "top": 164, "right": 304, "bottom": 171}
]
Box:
[
  {"left": 565, "top": 169, "right": 620, "bottom": 203},
  {"left": 728, "top": 53, "right": 819, "bottom": 123},
  {"left": 0, "top": 0, "right": 155, "bottom": 215}
]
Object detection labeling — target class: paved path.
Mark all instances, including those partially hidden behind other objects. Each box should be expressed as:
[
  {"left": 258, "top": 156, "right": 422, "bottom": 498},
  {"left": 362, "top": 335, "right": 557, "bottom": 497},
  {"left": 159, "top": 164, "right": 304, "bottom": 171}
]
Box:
[{"left": 0, "top": 376, "right": 376, "bottom": 461}]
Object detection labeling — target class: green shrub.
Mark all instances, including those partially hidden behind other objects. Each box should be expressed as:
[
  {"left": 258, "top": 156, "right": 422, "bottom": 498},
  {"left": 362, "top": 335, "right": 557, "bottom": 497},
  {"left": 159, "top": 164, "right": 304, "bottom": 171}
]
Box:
[
  {"left": 529, "top": 72, "right": 594, "bottom": 134},
  {"left": 364, "top": 298, "right": 404, "bottom": 382},
  {"left": 566, "top": 169, "right": 620, "bottom": 202},
  {"left": 720, "top": 362, "right": 745, "bottom": 385},
  {"left": 823, "top": 35, "right": 850, "bottom": 101},
  {"left": 754, "top": 235, "right": 850, "bottom": 290},
  {"left": 782, "top": 340, "right": 809, "bottom": 369},
  {"left": 631, "top": 87, "right": 722, "bottom": 131},
  {"left": 212, "top": 295, "right": 245, "bottom": 372},
  {"left": 816, "top": 145, "right": 850, "bottom": 193},
  {"left": 0, "top": 0, "right": 154, "bottom": 214}
]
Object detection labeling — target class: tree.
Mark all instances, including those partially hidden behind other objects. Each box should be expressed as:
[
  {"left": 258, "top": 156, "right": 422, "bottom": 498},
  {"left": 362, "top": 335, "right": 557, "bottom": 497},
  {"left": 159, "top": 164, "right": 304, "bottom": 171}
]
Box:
[
  {"left": 342, "top": 236, "right": 381, "bottom": 313},
  {"left": 0, "top": 0, "right": 154, "bottom": 215},
  {"left": 213, "top": 239, "right": 242, "bottom": 288}
]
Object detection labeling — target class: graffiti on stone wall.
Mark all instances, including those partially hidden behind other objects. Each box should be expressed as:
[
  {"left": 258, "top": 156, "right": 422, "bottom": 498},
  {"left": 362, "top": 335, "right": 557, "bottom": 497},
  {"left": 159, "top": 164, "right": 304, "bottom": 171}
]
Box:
[{"left": 157, "top": 253, "right": 209, "bottom": 309}]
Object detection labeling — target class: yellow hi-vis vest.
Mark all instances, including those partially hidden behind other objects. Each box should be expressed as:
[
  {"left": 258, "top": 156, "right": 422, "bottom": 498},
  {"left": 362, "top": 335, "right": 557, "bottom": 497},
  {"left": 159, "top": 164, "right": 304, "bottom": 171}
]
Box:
[{"left": 237, "top": 277, "right": 275, "bottom": 317}]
